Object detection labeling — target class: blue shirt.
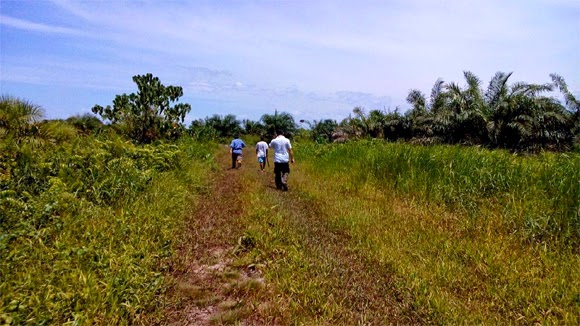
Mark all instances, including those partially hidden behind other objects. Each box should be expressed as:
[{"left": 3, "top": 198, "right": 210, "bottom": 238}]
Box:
[{"left": 230, "top": 138, "right": 246, "bottom": 154}]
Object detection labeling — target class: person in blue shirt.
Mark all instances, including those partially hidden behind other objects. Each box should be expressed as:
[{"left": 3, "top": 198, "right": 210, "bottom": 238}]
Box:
[{"left": 229, "top": 134, "right": 246, "bottom": 169}]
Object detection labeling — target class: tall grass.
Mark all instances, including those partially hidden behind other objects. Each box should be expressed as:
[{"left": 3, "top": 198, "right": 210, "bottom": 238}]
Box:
[
  {"left": 0, "top": 135, "right": 215, "bottom": 324},
  {"left": 300, "top": 140, "right": 580, "bottom": 247},
  {"left": 287, "top": 140, "right": 580, "bottom": 323}
]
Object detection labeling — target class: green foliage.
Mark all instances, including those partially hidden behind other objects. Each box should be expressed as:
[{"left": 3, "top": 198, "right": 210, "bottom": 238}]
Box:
[
  {"left": 261, "top": 110, "right": 297, "bottom": 137},
  {"left": 310, "top": 119, "right": 337, "bottom": 143},
  {"left": 242, "top": 119, "right": 265, "bottom": 136},
  {"left": 300, "top": 141, "right": 580, "bottom": 247},
  {"left": 188, "top": 114, "right": 242, "bottom": 141},
  {"left": 332, "top": 72, "right": 576, "bottom": 152},
  {"left": 0, "top": 95, "right": 44, "bottom": 142},
  {"left": 66, "top": 114, "right": 104, "bottom": 135},
  {"left": 92, "top": 74, "right": 191, "bottom": 144},
  {"left": 0, "top": 133, "right": 215, "bottom": 324}
]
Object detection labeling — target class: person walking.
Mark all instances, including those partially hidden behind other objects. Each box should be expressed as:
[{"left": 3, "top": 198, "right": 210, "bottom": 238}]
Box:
[
  {"left": 255, "top": 136, "right": 269, "bottom": 172},
  {"left": 269, "top": 130, "right": 294, "bottom": 191},
  {"left": 229, "top": 134, "right": 246, "bottom": 169}
]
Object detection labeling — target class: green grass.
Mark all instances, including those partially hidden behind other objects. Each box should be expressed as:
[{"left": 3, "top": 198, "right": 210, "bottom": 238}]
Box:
[
  {"left": 0, "top": 135, "right": 216, "bottom": 324},
  {"left": 293, "top": 140, "right": 580, "bottom": 323},
  {"left": 300, "top": 140, "right": 580, "bottom": 247},
  {"left": 231, "top": 139, "right": 579, "bottom": 324}
]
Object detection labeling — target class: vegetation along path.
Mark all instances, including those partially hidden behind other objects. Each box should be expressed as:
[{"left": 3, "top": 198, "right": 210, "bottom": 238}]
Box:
[
  {"left": 165, "top": 146, "right": 426, "bottom": 325},
  {"left": 166, "top": 143, "right": 579, "bottom": 325}
]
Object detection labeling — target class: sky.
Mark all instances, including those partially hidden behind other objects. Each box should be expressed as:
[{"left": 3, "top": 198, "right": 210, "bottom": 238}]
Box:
[{"left": 1, "top": 0, "right": 579, "bottom": 124}]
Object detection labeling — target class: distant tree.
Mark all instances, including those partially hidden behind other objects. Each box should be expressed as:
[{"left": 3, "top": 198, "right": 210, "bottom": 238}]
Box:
[
  {"left": 66, "top": 113, "right": 103, "bottom": 135},
  {"left": 188, "top": 119, "right": 217, "bottom": 140},
  {"left": 311, "top": 119, "right": 338, "bottom": 143},
  {"left": 551, "top": 73, "right": 580, "bottom": 147},
  {"left": 242, "top": 119, "right": 265, "bottom": 136},
  {"left": 0, "top": 95, "right": 44, "bottom": 141},
  {"left": 204, "top": 114, "right": 242, "bottom": 139},
  {"left": 405, "top": 90, "right": 435, "bottom": 140},
  {"left": 92, "top": 73, "right": 191, "bottom": 144},
  {"left": 383, "top": 108, "right": 411, "bottom": 141},
  {"left": 261, "top": 110, "right": 297, "bottom": 137},
  {"left": 367, "top": 110, "right": 387, "bottom": 138}
]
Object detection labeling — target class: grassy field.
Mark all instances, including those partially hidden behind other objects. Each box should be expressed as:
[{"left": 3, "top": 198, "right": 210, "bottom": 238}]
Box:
[
  {"left": 228, "top": 140, "right": 580, "bottom": 324},
  {"left": 2, "top": 136, "right": 579, "bottom": 324},
  {"left": 0, "top": 135, "right": 216, "bottom": 324}
]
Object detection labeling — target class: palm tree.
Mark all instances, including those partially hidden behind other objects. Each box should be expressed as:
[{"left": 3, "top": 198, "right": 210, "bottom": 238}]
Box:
[
  {"left": 260, "top": 110, "right": 296, "bottom": 137},
  {"left": 242, "top": 119, "right": 265, "bottom": 136},
  {"left": 437, "top": 71, "right": 488, "bottom": 144},
  {"left": 486, "top": 75, "right": 570, "bottom": 150},
  {"left": 0, "top": 95, "right": 44, "bottom": 142},
  {"left": 311, "top": 119, "right": 338, "bottom": 143},
  {"left": 367, "top": 110, "right": 386, "bottom": 138},
  {"left": 406, "top": 89, "right": 434, "bottom": 140},
  {"left": 551, "top": 73, "right": 579, "bottom": 147},
  {"left": 204, "top": 114, "right": 242, "bottom": 139}
]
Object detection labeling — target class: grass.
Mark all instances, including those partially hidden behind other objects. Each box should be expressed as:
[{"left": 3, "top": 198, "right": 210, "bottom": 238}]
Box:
[
  {"left": 230, "top": 139, "right": 580, "bottom": 324},
  {"left": 3, "top": 135, "right": 578, "bottom": 324},
  {"left": 0, "top": 135, "right": 216, "bottom": 324}
]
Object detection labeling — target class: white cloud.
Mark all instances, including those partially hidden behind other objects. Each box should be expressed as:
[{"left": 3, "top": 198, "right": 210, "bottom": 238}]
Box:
[
  {"left": 1, "top": 0, "right": 578, "bottom": 120},
  {"left": 0, "top": 15, "right": 87, "bottom": 36}
]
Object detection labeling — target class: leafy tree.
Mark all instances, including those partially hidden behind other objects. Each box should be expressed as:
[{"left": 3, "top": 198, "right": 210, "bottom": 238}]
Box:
[
  {"left": 66, "top": 113, "right": 104, "bottom": 135},
  {"left": 406, "top": 90, "right": 435, "bottom": 140},
  {"left": 551, "top": 73, "right": 580, "bottom": 147},
  {"left": 261, "top": 110, "right": 297, "bottom": 137},
  {"left": 204, "top": 114, "right": 242, "bottom": 139},
  {"left": 242, "top": 119, "right": 265, "bottom": 136},
  {"left": 92, "top": 73, "right": 191, "bottom": 144},
  {"left": 188, "top": 119, "right": 218, "bottom": 140},
  {"left": 0, "top": 95, "right": 44, "bottom": 141},
  {"left": 367, "top": 110, "right": 387, "bottom": 138},
  {"left": 383, "top": 108, "right": 411, "bottom": 141},
  {"left": 311, "top": 119, "right": 338, "bottom": 143}
]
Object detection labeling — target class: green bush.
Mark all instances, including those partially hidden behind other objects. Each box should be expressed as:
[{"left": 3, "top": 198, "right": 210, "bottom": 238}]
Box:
[
  {"left": 0, "top": 134, "right": 215, "bottom": 324},
  {"left": 299, "top": 141, "right": 580, "bottom": 247}
]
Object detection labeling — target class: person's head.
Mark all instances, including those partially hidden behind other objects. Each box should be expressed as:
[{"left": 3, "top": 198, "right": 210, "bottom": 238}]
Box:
[
  {"left": 233, "top": 133, "right": 239, "bottom": 139},
  {"left": 275, "top": 129, "right": 284, "bottom": 137}
]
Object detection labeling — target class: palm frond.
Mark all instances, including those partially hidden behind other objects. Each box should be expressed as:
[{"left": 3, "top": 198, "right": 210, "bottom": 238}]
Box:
[
  {"left": 550, "top": 73, "right": 580, "bottom": 111},
  {"left": 485, "top": 71, "right": 513, "bottom": 108}
]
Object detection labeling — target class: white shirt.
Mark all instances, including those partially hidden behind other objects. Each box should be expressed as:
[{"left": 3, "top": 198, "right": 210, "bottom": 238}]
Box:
[
  {"left": 269, "top": 135, "right": 292, "bottom": 163},
  {"left": 256, "top": 141, "right": 268, "bottom": 157}
]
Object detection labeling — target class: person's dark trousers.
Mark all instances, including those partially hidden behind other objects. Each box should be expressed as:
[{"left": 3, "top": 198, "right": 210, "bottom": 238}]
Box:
[
  {"left": 231, "top": 153, "right": 240, "bottom": 169},
  {"left": 274, "top": 162, "right": 290, "bottom": 191}
]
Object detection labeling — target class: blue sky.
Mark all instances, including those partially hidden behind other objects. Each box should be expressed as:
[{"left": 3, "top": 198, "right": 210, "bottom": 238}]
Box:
[{"left": 1, "top": 0, "right": 579, "bottom": 124}]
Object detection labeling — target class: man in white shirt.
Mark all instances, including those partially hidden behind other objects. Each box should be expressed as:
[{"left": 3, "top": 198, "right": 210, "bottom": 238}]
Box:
[
  {"left": 269, "top": 130, "right": 294, "bottom": 191},
  {"left": 255, "top": 136, "right": 269, "bottom": 172}
]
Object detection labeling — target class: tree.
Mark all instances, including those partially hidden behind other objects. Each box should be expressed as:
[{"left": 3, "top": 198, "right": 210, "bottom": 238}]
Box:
[
  {"left": 406, "top": 89, "right": 434, "bottom": 140},
  {"left": 66, "top": 113, "right": 103, "bottom": 135},
  {"left": 551, "top": 73, "right": 580, "bottom": 147},
  {"left": 242, "top": 119, "right": 265, "bottom": 136},
  {"left": 261, "top": 110, "right": 297, "bottom": 137},
  {"left": 311, "top": 119, "right": 338, "bottom": 143},
  {"left": 204, "top": 114, "right": 242, "bottom": 139},
  {"left": 92, "top": 73, "right": 191, "bottom": 144},
  {"left": 0, "top": 95, "right": 44, "bottom": 142}
]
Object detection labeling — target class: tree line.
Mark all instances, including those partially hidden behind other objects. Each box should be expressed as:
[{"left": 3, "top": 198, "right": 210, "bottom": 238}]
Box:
[{"left": 2, "top": 71, "right": 578, "bottom": 152}]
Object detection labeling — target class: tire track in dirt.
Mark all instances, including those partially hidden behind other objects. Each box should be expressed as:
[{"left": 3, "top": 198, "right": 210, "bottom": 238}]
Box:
[
  {"left": 250, "top": 163, "right": 431, "bottom": 324},
  {"left": 165, "top": 147, "right": 272, "bottom": 325},
  {"left": 164, "top": 146, "right": 426, "bottom": 324}
]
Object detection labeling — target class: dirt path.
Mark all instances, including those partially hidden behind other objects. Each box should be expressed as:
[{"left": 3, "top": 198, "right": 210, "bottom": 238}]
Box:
[
  {"left": 164, "top": 146, "right": 424, "bottom": 325},
  {"left": 163, "top": 146, "right": 265, "bottom": 325}
]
